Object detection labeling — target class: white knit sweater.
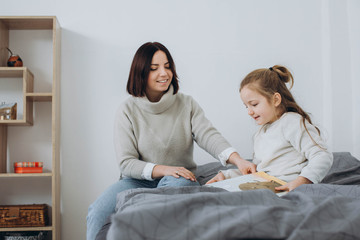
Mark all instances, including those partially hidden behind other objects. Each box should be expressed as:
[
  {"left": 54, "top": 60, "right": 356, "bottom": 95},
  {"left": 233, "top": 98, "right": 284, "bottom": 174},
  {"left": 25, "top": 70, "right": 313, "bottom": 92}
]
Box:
[
  {"left": 222, "top": 112, "right": 333, "bottom": 183},
  {"left": 114, "top": 86, "right": 233, "bottom": 179}
]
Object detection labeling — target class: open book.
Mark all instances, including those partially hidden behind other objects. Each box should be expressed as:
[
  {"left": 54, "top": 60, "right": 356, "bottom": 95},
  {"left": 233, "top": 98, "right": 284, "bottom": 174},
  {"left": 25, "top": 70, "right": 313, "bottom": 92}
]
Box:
[{"left": 206, "top": 171, "right": 288, "bottom": 196}]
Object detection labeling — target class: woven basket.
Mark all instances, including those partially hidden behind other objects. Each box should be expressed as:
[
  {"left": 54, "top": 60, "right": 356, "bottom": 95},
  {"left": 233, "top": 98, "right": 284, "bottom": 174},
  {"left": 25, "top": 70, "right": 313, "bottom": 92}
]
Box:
[
  {"left": 0, "top": 204, "right": 48, "bottom": 228},
  {"left": 2, "top": 231, "right": 46, "bottom": 240}
]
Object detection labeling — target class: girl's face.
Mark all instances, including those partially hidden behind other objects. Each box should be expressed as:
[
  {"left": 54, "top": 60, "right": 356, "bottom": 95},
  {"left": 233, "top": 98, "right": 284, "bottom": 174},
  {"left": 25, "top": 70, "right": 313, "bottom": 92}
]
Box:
[
  {"left": 146, "top": 50, "right": 173, "bottom": 102},
  {"left": 240, "top": 85, "right": 281, "bottom": 125}
]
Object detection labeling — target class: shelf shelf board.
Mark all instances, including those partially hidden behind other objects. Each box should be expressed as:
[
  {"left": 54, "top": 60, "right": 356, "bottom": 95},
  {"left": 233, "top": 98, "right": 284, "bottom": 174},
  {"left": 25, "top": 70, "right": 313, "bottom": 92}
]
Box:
[
  {"left": 0, "top": 119, "right": 32, "bottom": 126},
  {"left": 0, "top": 172, "right": 52, "bottom": 178},
  {"left": 0, "top": 16, "right": 55, "bottom": 30},
  {"left": 26, "top": 93, "right": 52, "bottom": 102},
  {"left": 0, "top": 226, "right": 53, "bottom": 232},
  {"left": 0, "top": 67, "right": 26, "bottom": 77}
]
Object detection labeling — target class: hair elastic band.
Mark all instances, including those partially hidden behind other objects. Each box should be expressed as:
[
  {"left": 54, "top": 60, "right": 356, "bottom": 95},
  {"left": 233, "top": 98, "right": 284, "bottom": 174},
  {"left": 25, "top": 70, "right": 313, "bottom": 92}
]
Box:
[{"left": 269, "top": 67, "right": 283, "bottom": 82}]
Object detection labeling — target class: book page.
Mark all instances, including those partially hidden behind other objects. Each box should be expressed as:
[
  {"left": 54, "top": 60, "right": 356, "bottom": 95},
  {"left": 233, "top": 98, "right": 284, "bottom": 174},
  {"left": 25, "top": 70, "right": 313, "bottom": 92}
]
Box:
[
  {"left": 205, "top": 172, "right": 287, "bottom": 196},
  {"left": 206, "top": 174, "right": 267, "bottom": 192}
]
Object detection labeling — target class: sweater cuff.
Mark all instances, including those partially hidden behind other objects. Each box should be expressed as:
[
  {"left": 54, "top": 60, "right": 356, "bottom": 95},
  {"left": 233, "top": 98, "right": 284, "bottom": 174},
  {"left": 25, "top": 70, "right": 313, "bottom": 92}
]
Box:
[
  {"left": 141, "top": 163, "right": 156, "bottom": 180},
  {"left": 218, "top": 147, "right": 237, "bottom": 166}
]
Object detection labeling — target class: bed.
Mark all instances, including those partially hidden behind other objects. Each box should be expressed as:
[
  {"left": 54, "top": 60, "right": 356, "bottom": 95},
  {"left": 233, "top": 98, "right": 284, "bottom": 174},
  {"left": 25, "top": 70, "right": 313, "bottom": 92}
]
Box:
[{"left": 97, "top": 152, "right": 360, "bottom": 240}]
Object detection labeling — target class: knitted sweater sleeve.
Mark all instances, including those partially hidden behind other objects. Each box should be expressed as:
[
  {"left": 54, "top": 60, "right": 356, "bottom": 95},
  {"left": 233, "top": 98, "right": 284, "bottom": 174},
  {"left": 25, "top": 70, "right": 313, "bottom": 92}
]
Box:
[
  {"left": 113, "top": 104, "right": 146, "bottom": 179},
  {"left": 282, "top": 114, "right": 333, "bottom": 183},
  {"left": 189, "top": 97, "right": 232, "bottom": 160}
]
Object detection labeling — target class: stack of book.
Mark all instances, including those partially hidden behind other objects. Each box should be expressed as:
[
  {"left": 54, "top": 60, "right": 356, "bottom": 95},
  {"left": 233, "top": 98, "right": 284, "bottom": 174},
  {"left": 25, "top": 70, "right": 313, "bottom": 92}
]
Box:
[{"left": 14, "top": 162, "right": 43, "bottom": 173}]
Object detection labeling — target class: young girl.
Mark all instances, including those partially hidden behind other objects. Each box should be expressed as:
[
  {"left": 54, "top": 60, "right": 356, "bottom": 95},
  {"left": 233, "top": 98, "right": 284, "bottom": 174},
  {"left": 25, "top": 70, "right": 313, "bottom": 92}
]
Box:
[{"left": 206, "top": 65, "right": 333, "bottom": 191}]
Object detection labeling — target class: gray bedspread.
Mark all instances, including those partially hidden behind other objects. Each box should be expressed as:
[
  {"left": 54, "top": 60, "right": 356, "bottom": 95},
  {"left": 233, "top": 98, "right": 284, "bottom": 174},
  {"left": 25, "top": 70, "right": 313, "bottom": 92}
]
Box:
[{"left": 105, "top": 152, "right": 360, "bottom": 240}]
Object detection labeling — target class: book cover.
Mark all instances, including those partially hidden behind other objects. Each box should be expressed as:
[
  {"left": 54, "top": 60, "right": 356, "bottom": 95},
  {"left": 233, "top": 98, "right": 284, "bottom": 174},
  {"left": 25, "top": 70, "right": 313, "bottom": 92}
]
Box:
[{"left": 14, "top": 167, "right": 43, "bottom": 173}]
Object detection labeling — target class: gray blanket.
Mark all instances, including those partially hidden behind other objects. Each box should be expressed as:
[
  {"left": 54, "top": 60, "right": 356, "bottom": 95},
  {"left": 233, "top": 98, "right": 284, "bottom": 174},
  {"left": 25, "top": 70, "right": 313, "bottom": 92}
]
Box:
[{"left": 105, "top": 152, "right": 360, "bottom": 240}]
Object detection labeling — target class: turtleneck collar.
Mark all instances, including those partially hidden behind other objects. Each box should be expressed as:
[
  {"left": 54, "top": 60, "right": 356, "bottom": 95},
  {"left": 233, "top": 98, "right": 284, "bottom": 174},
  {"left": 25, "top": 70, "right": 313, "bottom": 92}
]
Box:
[{"left": 133, "top": 85, "right": 177, "bottom": 114}]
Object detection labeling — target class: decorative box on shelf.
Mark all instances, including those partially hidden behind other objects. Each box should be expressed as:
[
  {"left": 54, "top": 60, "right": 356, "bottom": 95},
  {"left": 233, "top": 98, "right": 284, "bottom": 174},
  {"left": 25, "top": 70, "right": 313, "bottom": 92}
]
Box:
[
  {"left": 14, "top": 162, "right": 43, "bottom": 173},
  {"left": 0, "top": 204, "right": 49, "bottom": 228},
  {"left": 2, "top": 231, "right": 46, "bottom": 240}
]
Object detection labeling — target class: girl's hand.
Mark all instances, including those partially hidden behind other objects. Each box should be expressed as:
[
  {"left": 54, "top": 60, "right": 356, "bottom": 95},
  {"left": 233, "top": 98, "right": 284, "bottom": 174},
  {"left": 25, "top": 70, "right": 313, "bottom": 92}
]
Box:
[
  {"left": 235, "top": 159, "right": 257, "bottom": 175},
  {"left": 228, "top": 152, "right": 257, "bottom": 175},
  {"left": 205, "top": 172, "right": 225, "bottom": 184},
  {"left": 152, "top": 165, "right": 196, "bottom": 182},
  {"left": 275, "top": 176, "right": 312, "bottom": 192}
]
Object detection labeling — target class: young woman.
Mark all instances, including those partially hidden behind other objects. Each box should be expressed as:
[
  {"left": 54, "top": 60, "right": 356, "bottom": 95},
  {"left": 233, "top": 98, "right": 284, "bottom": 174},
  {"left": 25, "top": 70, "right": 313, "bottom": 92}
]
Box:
[
  {"left": 87, "top": 42, "right": 256, "bottom": 240},
  {"left": 206, "top": 65, "right": 333, "bottom": 192}
]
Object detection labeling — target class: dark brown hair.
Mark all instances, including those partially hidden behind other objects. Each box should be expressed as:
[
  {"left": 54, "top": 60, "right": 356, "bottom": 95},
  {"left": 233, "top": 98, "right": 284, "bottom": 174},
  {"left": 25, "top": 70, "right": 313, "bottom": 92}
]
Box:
[
  {"left": 240, "top": 65, "right": 323, "bottom": 145},
  {"left": 126, "top": 42, "right": 179, "bottom": 97}
]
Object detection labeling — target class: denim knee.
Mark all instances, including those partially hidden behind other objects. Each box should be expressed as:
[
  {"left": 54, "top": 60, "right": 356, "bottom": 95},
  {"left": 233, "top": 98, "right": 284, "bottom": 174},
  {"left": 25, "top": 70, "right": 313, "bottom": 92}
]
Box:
[
  {"left": 158, "top": 176, "right": 200, "bottom": 187},
  {"left": 86, "top": 178, "right": 158, "bottom": 240}
]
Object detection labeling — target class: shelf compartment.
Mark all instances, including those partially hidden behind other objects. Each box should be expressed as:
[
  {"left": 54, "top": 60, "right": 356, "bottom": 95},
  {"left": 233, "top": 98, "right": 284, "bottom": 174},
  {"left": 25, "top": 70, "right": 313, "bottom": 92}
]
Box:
[
  {"left": 0, "top": 17, "right": 57, "bottom": 68},
  {"left": 0, "top": 67, "right": 34, "bottom": 125}
]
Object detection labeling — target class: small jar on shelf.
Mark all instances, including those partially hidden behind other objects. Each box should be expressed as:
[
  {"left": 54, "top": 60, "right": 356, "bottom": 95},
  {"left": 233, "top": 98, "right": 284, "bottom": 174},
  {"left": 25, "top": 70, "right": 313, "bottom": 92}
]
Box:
[{"left": 0, "top": 102, "right": 17, "bottom": 120}]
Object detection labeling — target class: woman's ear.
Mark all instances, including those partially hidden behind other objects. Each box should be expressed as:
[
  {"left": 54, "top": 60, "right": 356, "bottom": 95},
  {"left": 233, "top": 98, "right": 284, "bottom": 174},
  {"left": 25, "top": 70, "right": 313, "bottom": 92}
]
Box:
[{"left": 273, "top": 92, "right": 282, "bottom": 107}]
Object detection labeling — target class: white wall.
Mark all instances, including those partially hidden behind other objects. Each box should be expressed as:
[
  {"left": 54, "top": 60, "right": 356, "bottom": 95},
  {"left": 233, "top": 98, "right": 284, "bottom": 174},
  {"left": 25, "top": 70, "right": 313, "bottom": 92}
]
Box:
[{"left": 1, "top": 0, "right": 359, "bottom": 239}]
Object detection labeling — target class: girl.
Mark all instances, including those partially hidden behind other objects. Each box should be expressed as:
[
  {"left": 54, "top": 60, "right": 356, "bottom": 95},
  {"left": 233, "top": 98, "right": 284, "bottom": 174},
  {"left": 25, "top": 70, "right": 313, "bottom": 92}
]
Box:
[{"left": 206, "top": 65, "right": 333, "bottom": 192}]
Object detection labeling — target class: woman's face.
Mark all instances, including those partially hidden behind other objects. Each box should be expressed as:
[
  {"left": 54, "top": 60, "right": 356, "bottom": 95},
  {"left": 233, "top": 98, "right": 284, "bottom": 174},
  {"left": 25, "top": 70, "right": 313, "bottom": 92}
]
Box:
[{"left": 146, "top": 50, "right": 173, "bottom": 102}]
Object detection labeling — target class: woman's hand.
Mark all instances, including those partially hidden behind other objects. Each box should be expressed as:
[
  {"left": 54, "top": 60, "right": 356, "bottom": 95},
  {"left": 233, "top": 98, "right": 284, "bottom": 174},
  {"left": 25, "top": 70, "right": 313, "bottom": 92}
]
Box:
[
  {"left": 228, "top": 152, "right": 257, "bottom": 175},
  {"left": 152, "top": 165, "right": 196, "bottom": 182},
  {"left": 205, "top": 172, "right": 225, "bottom": 184},
  {"left": 275, "top": 176, "right": 312, "bottom": 192}
]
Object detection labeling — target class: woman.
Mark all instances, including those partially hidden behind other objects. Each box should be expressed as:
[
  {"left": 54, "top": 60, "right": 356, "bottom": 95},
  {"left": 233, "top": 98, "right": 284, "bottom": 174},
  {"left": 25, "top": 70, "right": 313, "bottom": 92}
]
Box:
[{"left": 87, "top": 42, "right": 256, "bottom": 240}]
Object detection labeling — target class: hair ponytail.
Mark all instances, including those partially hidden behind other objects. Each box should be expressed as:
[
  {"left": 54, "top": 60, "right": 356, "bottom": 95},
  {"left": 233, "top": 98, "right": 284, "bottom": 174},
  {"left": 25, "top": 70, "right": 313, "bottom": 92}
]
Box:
[{"left": 269, "top": 65, "right": 293, "bottom": 89}]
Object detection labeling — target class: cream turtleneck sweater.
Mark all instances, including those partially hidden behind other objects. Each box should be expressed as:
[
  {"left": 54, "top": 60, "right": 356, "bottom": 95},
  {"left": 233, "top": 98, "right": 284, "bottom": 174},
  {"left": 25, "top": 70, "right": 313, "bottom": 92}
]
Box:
[{"left": 114, "top": 85, "right": 234, "bottom": 180}]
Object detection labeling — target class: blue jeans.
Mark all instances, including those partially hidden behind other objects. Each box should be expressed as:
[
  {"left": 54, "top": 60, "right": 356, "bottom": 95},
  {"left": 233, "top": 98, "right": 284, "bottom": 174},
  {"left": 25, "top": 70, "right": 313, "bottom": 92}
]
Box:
[{"left": 86, "top": 176, "right": 200, "bottom": 240}]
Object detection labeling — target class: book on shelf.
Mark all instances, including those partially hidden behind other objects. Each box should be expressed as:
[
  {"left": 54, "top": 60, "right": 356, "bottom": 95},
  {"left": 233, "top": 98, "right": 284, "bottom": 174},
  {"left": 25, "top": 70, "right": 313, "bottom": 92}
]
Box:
[
  {"left": 14, "top": 162, "right": 43, "bottom": 173},
  {"left": 14, "top": 167, "right": 43, "bottom": 173},
  {"left": 206, "top": 171, "right": 287, "bottom": 196}
]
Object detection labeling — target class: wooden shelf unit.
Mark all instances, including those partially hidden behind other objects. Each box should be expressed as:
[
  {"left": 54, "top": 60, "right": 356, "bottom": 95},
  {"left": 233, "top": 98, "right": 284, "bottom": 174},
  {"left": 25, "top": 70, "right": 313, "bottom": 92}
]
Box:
[{"left": 0, "top": 16, "right": 61, "bottom": 240}]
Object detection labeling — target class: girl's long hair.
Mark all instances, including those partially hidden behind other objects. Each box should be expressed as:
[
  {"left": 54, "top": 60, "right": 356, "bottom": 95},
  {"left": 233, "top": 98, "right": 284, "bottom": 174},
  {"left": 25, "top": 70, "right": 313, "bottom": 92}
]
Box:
[{"left": 240, "top": 65, "right": 323, "bottom": 147}]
